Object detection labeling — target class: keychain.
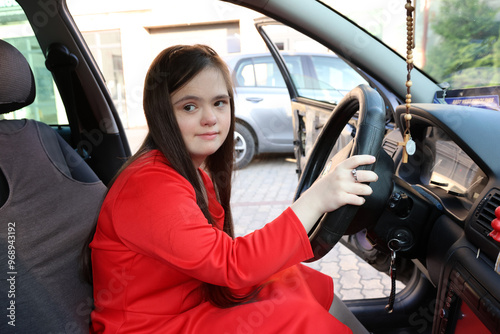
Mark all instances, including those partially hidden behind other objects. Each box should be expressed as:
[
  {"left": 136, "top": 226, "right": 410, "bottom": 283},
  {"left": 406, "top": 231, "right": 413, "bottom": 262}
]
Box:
[{"left": 385, "top": 238, "right": 402, "bottom": 313}]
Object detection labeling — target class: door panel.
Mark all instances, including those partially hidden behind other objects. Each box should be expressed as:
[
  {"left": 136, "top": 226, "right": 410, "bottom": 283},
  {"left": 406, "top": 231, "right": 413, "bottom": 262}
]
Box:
[{"left": 292, "top": 99, "right": 354, "bottom": 174}]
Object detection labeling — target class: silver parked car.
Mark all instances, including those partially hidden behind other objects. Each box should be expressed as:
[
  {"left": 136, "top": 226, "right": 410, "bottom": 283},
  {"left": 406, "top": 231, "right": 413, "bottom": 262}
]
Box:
[{"left": 224, "top": 52, "right": 368, "bottom": 168}]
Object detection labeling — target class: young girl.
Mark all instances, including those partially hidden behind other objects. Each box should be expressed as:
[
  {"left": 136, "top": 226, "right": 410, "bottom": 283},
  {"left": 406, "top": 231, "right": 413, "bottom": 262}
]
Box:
[{"left": 89, "top": 44, "right": 377, "bottom": 333}]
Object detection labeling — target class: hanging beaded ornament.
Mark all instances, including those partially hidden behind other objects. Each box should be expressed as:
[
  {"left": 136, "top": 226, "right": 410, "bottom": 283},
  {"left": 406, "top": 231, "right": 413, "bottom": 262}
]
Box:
[
  {"left": 386, "top": 0, "right": 418, "bottom": 313},
  {"left": 398, "top": 0, "right": 417, "bottom": 163}
]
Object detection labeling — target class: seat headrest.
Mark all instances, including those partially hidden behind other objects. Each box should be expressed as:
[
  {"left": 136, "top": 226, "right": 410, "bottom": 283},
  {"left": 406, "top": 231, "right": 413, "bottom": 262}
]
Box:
[{"left": 0, "top": 39, "right": 36, "bottom": 114}]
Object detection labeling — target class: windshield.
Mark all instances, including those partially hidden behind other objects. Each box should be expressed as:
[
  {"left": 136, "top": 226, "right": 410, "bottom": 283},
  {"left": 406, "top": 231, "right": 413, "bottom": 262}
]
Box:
[{"left": 320, "top": 0, "right": 500, "bottom": 90}]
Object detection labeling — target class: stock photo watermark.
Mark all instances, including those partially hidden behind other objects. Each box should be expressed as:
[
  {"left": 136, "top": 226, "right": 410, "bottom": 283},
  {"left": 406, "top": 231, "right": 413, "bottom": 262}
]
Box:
[{"left": 5, "top": 222, "right": 16, "bottom": 327}]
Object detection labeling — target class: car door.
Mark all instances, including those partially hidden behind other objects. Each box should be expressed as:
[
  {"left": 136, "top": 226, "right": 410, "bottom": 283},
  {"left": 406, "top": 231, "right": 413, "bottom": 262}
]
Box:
[
  {"left": 253, "top": 19, "right": 376, "bottom": 175},
  {"left": 0, "top": 3, "right": 131, "bottom": 184},
  {"left": 231, "top": 55, "right": 295, "bottom": 147}
]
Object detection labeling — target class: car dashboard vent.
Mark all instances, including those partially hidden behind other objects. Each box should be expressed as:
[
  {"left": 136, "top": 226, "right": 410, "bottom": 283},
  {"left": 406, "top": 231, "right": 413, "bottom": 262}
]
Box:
[
  {"left": 473, "top": 189, "right": 500, "bottom": 237},
  {"left": 382, "top": 138, "right": 399, "bottom": 158}
]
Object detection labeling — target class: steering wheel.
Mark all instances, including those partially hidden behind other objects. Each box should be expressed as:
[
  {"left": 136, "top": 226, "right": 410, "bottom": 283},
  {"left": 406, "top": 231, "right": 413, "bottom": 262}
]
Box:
[{"left": 294, "top": 84, "right": 393, "bottom": 261}]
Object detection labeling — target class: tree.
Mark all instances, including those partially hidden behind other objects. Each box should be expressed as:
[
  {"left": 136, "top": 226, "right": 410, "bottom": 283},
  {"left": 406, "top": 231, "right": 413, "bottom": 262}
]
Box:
[{"left": 424, "top": 0, "right": 500, "bottom": 87}]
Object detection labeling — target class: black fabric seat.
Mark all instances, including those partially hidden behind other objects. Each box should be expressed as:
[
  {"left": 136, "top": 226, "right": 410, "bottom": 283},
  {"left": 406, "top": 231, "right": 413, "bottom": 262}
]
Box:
[{"left": 0, "top": 39, "right": 106, "bottom": 333}]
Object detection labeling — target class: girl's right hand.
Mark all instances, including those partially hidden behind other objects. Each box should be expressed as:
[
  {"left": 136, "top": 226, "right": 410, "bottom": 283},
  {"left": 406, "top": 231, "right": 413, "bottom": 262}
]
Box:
[{"left": 290, "top": 155, "right": 378, "bottom": 233}]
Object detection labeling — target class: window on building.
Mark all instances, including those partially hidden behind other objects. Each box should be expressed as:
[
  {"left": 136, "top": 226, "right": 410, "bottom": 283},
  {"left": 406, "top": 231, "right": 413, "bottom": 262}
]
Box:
[{"left": 82, "top": 30, "right": 128, "bottom": 127}]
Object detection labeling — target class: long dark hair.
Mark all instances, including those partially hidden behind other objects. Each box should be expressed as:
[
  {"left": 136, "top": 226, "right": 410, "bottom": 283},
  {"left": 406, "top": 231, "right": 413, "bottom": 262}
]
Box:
[{"left": 83, "top": 45, "right": 260, "bottom": 308}]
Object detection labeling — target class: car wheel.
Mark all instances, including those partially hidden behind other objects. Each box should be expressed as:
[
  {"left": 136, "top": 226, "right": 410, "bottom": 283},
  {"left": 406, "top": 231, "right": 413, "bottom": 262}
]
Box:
[{"left": 234, "top": 123, "right": 255, "bottom": 169}]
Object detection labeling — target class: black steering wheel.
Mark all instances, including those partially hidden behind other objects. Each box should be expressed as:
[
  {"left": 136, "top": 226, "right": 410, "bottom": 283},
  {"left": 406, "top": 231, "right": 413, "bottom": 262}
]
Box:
[{"left": 294, "top": 84, "right": 393, "bottom": 261}]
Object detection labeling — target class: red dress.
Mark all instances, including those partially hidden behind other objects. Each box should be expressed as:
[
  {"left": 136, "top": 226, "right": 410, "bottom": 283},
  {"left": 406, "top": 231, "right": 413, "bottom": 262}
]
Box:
[{"left": 90, "top": 150, "right": 352, "bottom": 333}]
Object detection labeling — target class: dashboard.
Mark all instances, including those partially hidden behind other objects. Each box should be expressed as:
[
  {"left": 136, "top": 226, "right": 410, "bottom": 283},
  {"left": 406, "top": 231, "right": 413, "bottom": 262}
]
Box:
[
  {"left": 388, "top": 103, "right": 500, "bottom": 333},
  {"left": 391, "top": 104, "right": 499, "bottom": 259}
]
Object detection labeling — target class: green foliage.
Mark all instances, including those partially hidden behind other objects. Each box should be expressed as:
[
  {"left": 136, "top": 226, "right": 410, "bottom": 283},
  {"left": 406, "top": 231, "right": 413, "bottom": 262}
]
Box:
[
  {"left": 424, "top": 0, "right": 500, "bottom": 88},
  {"left": 494, "top": 30, "right": 500, "bottom": 84}
]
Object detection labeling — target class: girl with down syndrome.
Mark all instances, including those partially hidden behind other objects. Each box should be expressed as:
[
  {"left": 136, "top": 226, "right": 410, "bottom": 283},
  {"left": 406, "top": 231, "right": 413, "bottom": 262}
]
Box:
[{"left": 88, "top": 44, "right": 377, "bottom": 333}]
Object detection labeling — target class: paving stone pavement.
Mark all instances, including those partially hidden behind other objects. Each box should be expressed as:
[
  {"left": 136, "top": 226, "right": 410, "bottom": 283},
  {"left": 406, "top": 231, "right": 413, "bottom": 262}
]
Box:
[{"left": 232, "top": 154, "right": 404, "bottom": 301}]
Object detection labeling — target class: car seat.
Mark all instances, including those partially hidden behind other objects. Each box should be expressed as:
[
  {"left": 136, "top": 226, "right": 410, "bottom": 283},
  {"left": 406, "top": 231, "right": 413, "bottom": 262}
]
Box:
[{"left": 0, "top": 39, "right": 106, "bottom": 333}]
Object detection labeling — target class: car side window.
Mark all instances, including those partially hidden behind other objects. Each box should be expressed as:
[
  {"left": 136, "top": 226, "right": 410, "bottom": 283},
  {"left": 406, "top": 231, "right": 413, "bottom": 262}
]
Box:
[
  {"left": 310, "top": 56, "right": 367, "bottom": 93},
  {"left": 254, "top": 58, "right": 286, "bottom": 88},
  {"left": 1, "top": 4, "right": 126, "bottom": 127},
  {"left": 235, "top": 56, "right": 287, "bottom": 88},
  {"left": 0, "top": 35, "right": 67, "bottom": 125},
  {"left": 0, "top": 10, "right": 67, "bottom": 125},
  {"left": 298, "top": 55, "right": 368, "bottom": 103},
  {"left": 0, "top": 3, "right": 66, "bottom": 124},
  {"left": 234, "top": 58, "right": 256, "bottom": 86},
  {"left": 282, "top": 55, "right": 306, "bottom": 89},
  {"left": 260, "top": 24, "right": 369, "bottom": 104}
]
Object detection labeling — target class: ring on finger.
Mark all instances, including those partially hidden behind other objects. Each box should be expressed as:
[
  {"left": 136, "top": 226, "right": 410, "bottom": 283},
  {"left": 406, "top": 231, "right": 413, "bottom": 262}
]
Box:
[{"left": 351, "top": 168, "right": 358, "bottom": 182}]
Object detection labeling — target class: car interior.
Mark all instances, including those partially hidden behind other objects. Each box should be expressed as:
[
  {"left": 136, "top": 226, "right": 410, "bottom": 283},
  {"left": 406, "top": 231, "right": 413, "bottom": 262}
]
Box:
[
  {"left": 1, "top": 0, "right": 499, "bottom": 333},
  {"left": 0, "top": 38, "right": 107, "bottom": 332}
]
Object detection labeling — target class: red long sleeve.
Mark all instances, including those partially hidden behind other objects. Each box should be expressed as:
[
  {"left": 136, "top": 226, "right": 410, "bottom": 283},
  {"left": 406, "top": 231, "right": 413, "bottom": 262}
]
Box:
[
  {"left": 94, "top": 153, "right": 312, "bottom": 289},
  {"left": 90, "top": 151, "right": 348, "bottom": 334}
]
